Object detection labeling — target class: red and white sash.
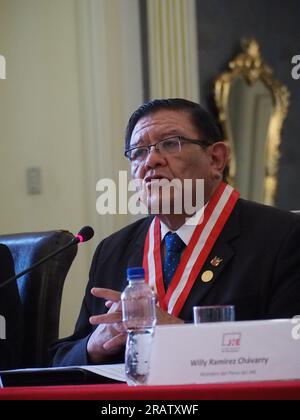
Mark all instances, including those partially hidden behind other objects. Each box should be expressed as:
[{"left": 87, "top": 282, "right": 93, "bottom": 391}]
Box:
[{"left": 143, "top": 182, "right": 239, "bottom": 317}]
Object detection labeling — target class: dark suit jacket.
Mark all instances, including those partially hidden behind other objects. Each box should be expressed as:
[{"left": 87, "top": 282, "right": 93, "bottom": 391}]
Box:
[
  {"left": 52, "top": 199, "right": 300, "bottom": 366},
  {"left": 0, "top": 244, "right": 23, "bottom": 370}
]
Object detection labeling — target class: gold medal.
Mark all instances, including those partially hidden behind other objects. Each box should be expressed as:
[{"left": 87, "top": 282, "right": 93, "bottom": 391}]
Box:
[{"left": 201, "top": 270, "right": 214, "bottom": 283}]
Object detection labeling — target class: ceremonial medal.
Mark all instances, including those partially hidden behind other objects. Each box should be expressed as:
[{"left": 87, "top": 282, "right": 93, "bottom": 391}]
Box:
[
  {"left": 201, "top": 270, "right": 214, "bottom": 283},
  {"left": 143, "top": 182, "right": 240, "bottom": 316}
]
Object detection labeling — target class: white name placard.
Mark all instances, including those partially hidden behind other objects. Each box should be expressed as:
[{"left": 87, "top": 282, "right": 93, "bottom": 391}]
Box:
[{"left": 148, "top": 319, "right": 300, "bottom": 385}]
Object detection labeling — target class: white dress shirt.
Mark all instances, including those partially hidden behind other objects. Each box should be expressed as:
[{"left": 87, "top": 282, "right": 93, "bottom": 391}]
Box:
[{"left": 160, "top": 206, "right": 206, "bottom": 246}]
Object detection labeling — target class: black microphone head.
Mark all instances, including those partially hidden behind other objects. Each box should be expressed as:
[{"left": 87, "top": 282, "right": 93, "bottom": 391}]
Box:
[{"left": 76, "top": 226, "right": 94, "bottom": 243}]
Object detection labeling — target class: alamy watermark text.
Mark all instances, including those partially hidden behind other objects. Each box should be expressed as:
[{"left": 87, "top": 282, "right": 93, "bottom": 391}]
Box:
[
  {"left": 291, "top": 315, "right": 300, "bottom": 340},
  {"left": 291, "top": 55, "right": 300, "bottom": 80},
  {"left": 0, "top": 315, "right": 6, "bottom": 339},
  {"left": 0, "top": 54, "right": 6, "bottom": 79},
  {"left": 96, "top": 171, "right": 204, "bottom": 225}
]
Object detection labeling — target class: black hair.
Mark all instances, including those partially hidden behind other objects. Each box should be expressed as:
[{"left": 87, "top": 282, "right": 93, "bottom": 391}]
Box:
[
  {"left": 124, "top": 98, "right": 228, "bottom": 180},
  {"left": 125, "top": 98, "right": 224, "bottom": 151}
]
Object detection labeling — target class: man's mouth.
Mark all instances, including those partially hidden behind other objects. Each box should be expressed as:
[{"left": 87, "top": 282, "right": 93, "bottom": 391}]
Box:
[{"left": 144, "top": 175, "right": 170, "bottom": 184}]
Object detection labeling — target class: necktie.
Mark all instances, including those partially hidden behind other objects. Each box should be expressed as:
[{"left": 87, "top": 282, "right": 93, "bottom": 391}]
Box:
[{"left": 163, "top": 232, "right": 186, "bottom": 288}]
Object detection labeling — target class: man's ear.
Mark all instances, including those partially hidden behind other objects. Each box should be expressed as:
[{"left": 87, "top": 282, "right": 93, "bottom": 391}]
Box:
[{"left": 210, "top": 142, "right": 230, "bottom": 180}]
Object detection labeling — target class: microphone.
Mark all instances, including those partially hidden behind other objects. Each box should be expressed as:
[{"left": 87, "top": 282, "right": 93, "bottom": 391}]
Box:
[
  {"left": 0, "top": 226, "right": 94, "bottom": 289},
  {"left": 75, "top": 226, "right": 94, "bottom": 243}
]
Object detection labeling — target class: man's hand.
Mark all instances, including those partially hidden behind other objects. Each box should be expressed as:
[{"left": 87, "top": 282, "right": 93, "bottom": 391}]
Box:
[
  {"left": 156, "top": 305, "right": 185, "bottom": 325},
  {"left": 87, "top": 287, "right": 184, "bottom": 363},
  {"left": 87, "top": 288, "right": 126, "bottom": 363}
]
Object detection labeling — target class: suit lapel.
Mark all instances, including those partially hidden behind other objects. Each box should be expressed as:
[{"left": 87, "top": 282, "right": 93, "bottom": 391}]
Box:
[
  {"left": 127, "top": 217, "right": 153, "bottom": 269},
  {"left": 127, "top": 245, "right": 144, "bottom": 269}
]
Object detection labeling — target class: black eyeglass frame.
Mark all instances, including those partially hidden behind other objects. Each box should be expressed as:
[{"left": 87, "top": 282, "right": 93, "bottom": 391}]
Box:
[{"left": 124, "top": 136, "right": 213, "bottom": 162}]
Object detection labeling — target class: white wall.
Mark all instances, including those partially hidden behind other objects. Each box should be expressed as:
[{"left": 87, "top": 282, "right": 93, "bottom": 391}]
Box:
[{"left": 0, "top": 0, "right": 143, "bottom": 337}]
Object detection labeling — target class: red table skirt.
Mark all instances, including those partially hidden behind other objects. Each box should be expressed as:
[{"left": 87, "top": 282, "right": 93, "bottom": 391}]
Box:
[{"left": 0, "top": 380, "right": 300, "bottom": 400}]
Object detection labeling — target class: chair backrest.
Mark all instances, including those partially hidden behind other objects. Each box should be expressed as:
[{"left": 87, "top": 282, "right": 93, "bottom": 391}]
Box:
[{"left": 0, "top": 230, "right": 77, "bottom": 368}]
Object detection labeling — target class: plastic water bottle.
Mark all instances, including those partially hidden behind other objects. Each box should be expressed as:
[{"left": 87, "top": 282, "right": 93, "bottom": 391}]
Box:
[{"left": 121, "top": 267, "right": 156, "bottom": 386}]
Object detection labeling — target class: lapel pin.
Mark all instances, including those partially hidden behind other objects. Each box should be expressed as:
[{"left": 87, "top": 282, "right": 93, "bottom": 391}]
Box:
[
  {"left": 201, "top": 270, "right": 214, "bottom": 283},
  {"left": 210, "top": 256, "right": 223, "bottom": 267}
]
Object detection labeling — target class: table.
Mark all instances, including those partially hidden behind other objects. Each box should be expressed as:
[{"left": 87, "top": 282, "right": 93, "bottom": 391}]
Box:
[{"left": 0, "top": 380, "right": 300, "bottom": 400}]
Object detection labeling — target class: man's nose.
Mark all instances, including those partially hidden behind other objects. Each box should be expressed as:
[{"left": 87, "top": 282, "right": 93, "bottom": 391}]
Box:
[{"left": 144, "top": 145, "right": 166, "bottom": 168}]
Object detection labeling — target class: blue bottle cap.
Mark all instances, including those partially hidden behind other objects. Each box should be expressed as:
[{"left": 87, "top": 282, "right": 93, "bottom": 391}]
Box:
[{"left": 127, "top": 267, "right": 145, "bottom": 280}]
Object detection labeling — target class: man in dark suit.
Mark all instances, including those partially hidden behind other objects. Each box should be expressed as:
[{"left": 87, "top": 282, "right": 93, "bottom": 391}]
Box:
[
  {"left": 52, "top": 98, "right": 300, "bottom": 367},
  {"left": 0, "top": 244, "right": 23, "bottom": 370}
]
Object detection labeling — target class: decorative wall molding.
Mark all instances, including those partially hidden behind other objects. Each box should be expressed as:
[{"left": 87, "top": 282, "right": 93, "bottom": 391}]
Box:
[{"left": 146, "top": 0, "right": 199, "bottom": 101}]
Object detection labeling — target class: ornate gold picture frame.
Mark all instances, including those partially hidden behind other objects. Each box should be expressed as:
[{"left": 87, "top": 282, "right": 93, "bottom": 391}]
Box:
[{"left": 214, "top": 39, "right": 290, "bottom": 205}]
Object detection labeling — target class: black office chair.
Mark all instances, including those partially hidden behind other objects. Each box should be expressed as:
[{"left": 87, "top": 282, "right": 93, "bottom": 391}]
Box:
[{"left": 0, "top": 230, "right": 77, "bottom": 368}]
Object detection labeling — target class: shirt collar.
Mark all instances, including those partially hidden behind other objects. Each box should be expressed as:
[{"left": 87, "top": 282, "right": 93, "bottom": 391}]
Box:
[{"left": 160, "top": 205, "right": 206, "bottom": 246}]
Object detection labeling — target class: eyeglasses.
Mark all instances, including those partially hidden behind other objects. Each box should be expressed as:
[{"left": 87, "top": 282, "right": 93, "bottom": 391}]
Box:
[{"left": 124, "top": 136, "right": 212, "bottom": 164}]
